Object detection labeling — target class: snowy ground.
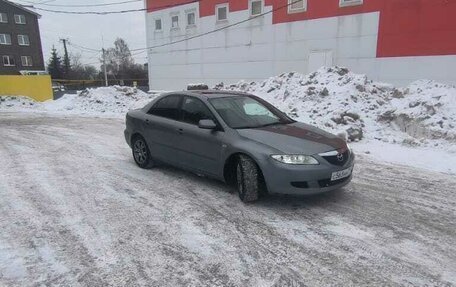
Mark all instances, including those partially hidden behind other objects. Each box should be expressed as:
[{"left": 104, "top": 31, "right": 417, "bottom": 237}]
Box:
[{"left": 0, "top": 113, "right": 455, "bottom": 286}]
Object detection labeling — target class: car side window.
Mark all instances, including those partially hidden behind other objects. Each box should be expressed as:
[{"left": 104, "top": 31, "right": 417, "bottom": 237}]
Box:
[
  {"left": 181, "top": 97, "right": 214, "bottom": 125},
  {"left": 148, "top": 95, "right": 182, "bottom": 120}
]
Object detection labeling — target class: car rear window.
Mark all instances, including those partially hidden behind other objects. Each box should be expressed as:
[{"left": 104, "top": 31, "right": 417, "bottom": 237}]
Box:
[{"left": 148, "top": 95, "right": 182, "bottom": 120}]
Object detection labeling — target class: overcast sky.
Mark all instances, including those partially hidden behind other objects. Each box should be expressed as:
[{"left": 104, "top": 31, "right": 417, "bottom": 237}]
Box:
[{"left": 11, "top": 0, "right": 147, "bottom": 68}]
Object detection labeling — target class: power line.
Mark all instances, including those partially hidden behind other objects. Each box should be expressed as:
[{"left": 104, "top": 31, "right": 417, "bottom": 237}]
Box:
[
  {"left": 17, "top": 0, "right": 141, "bottom": 7},
  {"left": 131, "top": 0, "right": 302, "bottom": 52},
  {"left": 40, "top": 0, "right": 301, "bottom": 56},
  {"left": 28, "top": 1, "right": 199, "bottom": 15},
  {"left": 68, "top": 42, "right": 101, "bottom": 53},
  {"left": 33, "top": 7, "right": 147, "bottom": 14}
]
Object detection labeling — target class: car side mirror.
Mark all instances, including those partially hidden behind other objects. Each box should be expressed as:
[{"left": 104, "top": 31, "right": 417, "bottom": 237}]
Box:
[{"left": 198, "top": 119, "right": 217, "bottom": 130}]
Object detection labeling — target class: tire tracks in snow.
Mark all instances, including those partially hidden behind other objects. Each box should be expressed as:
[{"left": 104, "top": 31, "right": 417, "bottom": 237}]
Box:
[{"left": 1, "top": 113, "right": 455, "bottom": 286}]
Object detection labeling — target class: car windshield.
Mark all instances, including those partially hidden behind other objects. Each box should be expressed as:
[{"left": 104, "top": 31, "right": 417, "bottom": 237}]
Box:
[{"left": 209, "top": 96, "right": 294, "bottom": 129}]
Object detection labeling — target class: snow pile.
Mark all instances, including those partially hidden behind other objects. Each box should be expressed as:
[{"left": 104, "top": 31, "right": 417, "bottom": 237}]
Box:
[
  {"left": 214, "top": 67, "right": 456, "bottom": 146},
  {"left": 379, "top": 80, "right": 456, "bottom": 143},
  {"left": 0, "top": 96, "right": 39, "bottom": 110},
  {"left": 214, "top": 67, "right": 395, "bottom": 142},
  {"left": 0, "top": 86, "right": 158, "bottom": 117},
  {"left": 45, "top": 86, "right": 156, "bottom": 116}
]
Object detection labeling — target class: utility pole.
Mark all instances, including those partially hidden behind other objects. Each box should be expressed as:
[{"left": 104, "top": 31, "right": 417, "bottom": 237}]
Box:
[
  {"left": 59, "top": 38, "right": 70, "bottom": 79},
  {"left": 102, "top": 35, "right": 108, "bottom": 87},
  {"left": 102, "top": 48, "right": 108, "bottom": 87}
]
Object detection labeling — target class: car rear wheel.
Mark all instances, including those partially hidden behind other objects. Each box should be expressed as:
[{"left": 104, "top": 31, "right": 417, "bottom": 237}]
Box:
[
  {"left": 132, "top": 136, "right": 154, "bottom": 169},
  {"left": 236, "top": 155, "right": 260, "bottom": 203}
]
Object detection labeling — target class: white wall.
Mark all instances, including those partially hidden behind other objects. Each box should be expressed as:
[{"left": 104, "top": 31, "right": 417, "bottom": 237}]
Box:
[{"left": 146, "top": 4, "right": 456, "bottom": 90}]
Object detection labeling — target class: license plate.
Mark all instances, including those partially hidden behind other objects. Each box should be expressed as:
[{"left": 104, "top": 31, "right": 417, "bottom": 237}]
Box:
[{"left": 331, "top": 167, "right": 352, "bottom": 181}]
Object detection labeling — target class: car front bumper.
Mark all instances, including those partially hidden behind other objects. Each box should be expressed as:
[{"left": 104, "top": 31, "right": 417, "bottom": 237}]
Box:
[{"left": 261, "top": 152, "right": 355, "bottom": 195}]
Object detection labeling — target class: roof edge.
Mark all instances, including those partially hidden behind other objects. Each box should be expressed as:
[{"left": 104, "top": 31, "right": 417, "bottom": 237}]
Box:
[{"left": 1, "top": 0, "right": 41, "bottom": 18}]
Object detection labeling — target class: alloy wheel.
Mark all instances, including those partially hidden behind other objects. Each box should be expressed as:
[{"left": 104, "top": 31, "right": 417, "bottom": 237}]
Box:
[{"left": 133, "top": 139, "right": 148, "bottom": 165}]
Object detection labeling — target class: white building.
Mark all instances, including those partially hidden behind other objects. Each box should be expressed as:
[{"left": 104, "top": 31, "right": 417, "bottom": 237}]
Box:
[{"left": 145, "top": 0, "right": 456, "bottom": 90}]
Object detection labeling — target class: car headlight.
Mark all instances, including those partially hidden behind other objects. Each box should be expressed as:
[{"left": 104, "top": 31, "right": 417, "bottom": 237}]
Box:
[{"left": 271, "top": 154, "right": 319, "bottom": 165}]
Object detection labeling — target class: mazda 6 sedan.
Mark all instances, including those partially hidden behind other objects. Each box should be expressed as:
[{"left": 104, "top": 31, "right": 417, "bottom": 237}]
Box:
[{"left": 124, "top": 90, "right": 354, "bottom": 202}]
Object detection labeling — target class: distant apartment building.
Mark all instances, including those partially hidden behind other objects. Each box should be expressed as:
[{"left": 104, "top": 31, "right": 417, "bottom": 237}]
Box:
[
  {"left": 145, "top": 0, "right": 456, "bottom": 89},
  {"left": 0, "top": 0, "right": 44, "bottom": 75}
]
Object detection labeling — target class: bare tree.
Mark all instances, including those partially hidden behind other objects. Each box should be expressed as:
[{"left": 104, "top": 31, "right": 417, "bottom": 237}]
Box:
[
  {"left": 102, "top": 38, "right": 147, "bottom": 80},
  {"left": 69, "top": 53, "right": 98, "bottom": 80}
]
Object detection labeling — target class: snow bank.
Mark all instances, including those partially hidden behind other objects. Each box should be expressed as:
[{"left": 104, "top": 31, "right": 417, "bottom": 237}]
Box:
[
  {"left": 379, "top": 80, "right": 456, "bottom": 143},
  {"left": 213, "top": 67, "right": 456, "bottom": 147},
  {"left": 0, "top": 86, "right": 158, "bottom": 117},
  {"left": 0, "top": 96, "right": 38, "bottom": 110}
]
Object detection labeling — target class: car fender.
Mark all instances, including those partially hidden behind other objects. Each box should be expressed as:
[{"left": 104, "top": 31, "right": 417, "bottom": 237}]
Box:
[
  {"left": 125, "top": 110, "right": 149, "bottom": 147},
  {"left": 221, "top": 135, "right": 282, "bottom": 178}
]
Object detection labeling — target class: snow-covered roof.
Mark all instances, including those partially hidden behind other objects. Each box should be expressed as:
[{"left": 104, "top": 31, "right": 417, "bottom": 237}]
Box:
[{"left": 0, "top": 0, "right": 41, "bottom": 18}]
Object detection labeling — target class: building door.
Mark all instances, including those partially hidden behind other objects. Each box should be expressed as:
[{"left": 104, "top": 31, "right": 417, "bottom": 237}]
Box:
[{"left": 308, "top": 50, "right": 333, "bottom": 72}]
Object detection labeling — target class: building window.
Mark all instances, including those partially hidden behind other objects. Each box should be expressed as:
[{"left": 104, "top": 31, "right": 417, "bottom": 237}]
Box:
[
  {"left": 186, "top": 11, "right": 196, "bottom": 27},
  {"left": 171, "top": 15, "right": 179, "bottom": 29},
  {"left": 216, "top": 4, "right": 228, "bottom": 21},
  {"left": 2, "top": 55, "right": 15, "bottom": 66},
  {"left": 339, "top": 0, "right": 363, "bottom": 7},
  {"left": 18, "top": 34, "right": 30, "bottom": 46},
  {"left": 0, "top": 12, "right": 8, "bottom": 23},
  {"left": 250, "top": 0, "right": 263, "bottom": 16},
  {"left": 14, "top": 14, "right": 26, "bottom": 24},
  {"left": 0, "top": 33, "right": 12, "bottom": 45},
  {"left": 155, "top": 19, "right": 162, "bottom": 31},
  {"left": 288, "top": 0, "right": 307, "bottom": 13},
  {"left": 21, "top": 56, "right": 33, "bottom": 67}
]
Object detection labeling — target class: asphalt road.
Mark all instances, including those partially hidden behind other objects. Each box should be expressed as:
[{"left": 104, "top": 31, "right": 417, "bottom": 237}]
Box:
[{"left": 0, "top": 113, "right": 455, "bottom": 286}]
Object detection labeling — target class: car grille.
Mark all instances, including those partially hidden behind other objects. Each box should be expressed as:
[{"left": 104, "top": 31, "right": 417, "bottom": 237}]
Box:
[
  {"left": 321, "top": 150, "right": 350, "bottom": 166},
  {"left": 291, "top": 181, "right": 309, "bottom": 189},
  {"left": 318, "top": 176, "right": 351, "bottom": 188}
]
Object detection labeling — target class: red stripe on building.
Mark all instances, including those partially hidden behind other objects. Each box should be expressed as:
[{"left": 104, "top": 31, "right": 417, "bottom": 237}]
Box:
[
  {"left": 146, "top": 0, "right": 199, "bottom": 12},
  {"left": 377, "top": 0, "right": 456, "bottom": 57}
]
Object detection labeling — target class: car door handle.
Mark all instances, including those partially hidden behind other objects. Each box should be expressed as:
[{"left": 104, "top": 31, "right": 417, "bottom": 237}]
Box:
[{"left": 177, "top": 128, "right": 184, "bottom": 135}]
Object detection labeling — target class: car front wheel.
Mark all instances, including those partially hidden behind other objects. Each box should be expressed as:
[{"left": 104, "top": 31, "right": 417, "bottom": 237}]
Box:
[
  {"left": 132, "top": 136, "right": 154, "bottom": 169},
  {"left": 236, "top": 155, "right": 260, "bottom": 203}
]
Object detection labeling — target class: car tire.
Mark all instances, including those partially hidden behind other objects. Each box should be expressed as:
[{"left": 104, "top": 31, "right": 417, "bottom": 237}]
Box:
[
  {"left": 236, "top": 155, "right": 260, "bottom": 203},
  {"left": 132, "top": 136, "right": 155, "bottom": 169}
]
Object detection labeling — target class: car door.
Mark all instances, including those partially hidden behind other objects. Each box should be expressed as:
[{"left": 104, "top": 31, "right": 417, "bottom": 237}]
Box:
[
  {"left": 174, "top": 96, "right": 225, "bottom": 176},
  {"left": 144, "top": 94, "right": 183, "bottom": 165}
]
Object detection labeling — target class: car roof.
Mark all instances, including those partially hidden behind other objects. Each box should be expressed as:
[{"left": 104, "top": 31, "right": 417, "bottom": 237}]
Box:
[{"left": 162, "top": 90, "right": 253, "bottom": 99}]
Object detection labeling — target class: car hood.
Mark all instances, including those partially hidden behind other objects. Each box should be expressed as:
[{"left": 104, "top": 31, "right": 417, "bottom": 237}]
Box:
[{"left": 237, "top": 122, "right": 347, "bottom": 155}]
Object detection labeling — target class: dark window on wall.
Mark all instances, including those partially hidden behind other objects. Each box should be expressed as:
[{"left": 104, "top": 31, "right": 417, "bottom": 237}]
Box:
[
  {"left": 181, "top": 97, "right": 214, "bottom": 125},
  {"left": 155, "top": 19, "right": 162, "bottom": 31},
  {"left": 171, "top": 15, "right": 179, "bottom": 29},
  {"left": 21, "top": 56, "right": 33, "bottom": 67},
  {"left": 14, "top": 14, "right": 26, "bottom": 24},
  {"left": 250, "top": 0, "right": 263, "bottom": 16},
  {"left": 216, "top": 5, "right": 228, "bottom": 21},
  {"left": 0, "top": 12, "right": 8, "bottom": 23},
  {"left": 339, "top": 0, "right": 363, "bottom": 7},
  {"left": 288, "top": 0, "right": 306, "bottom": 13},
  {"left": 187, "top": 11, "right": 195, "bottom": 26},
  {"left": 18, "top": 35, "right": 30, "bottom": 46},
  {"left": 2, "top": 55, "right": 15, "bottom": 66},
  {"left": 0, "top": 33, "right": 12, "bottom": 45},
  {"left": 148, "top": 95, "right": 182, "bottom": 120}
]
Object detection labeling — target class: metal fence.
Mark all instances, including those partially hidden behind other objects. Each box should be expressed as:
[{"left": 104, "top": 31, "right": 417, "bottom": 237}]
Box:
[{"left": 52, "top": 79, "right": 149, "bottom": 99}]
